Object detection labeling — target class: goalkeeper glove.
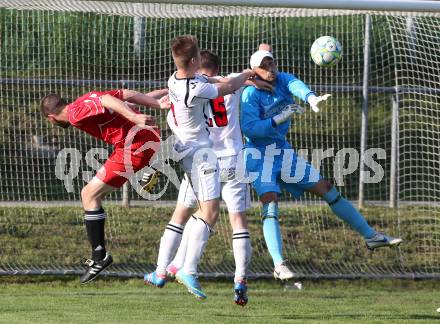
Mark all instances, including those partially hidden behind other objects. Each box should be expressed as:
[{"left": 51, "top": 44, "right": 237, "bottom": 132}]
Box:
[
  {"left": 308, "top": 94, "right": 331, "bottom": 113},
  {"left": 272, "top": 104, "right": 304, "bottom": 126}
]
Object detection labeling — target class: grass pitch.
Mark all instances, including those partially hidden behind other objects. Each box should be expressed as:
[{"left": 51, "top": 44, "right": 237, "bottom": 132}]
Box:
[
  {"left": 2, "top": 205, "right": 435, "bottom": 273},
  {"left": 0, "top": 277, "right": 438, "bottom": 324}
]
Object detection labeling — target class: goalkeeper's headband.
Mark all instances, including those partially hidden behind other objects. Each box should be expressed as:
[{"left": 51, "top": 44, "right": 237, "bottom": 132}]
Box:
[{"left": 250, "top": 50, "right": 274, "bottom": 69}]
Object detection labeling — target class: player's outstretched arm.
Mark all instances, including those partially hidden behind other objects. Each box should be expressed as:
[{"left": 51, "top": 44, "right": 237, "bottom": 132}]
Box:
[
  {"left": 209, "top": 74, "right": 272, "bottom": 92},
  {"left": 145, "top": 88, "right": 169, "bottom": 100},
  {"left": 121, "top": 89, "right": 162, "bottom": 109},
  {"left": 245, "top": 79, "right": 273, "bottom": 92},
  {"left": 283, "top": 73, "right": 331, "bottom": 113},
  {"left": 214, "top": 69, "right": 255, "bottom": 97},
  {"left": 101, "top": 94, "right": 155, "bottom": 127}
]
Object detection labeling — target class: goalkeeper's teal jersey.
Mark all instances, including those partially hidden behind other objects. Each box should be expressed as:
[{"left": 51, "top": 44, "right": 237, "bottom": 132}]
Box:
[{"left": 240, "top": 72, "right": 314, "bottom": 147}]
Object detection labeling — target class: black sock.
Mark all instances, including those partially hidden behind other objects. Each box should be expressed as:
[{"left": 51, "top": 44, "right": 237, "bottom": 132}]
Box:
[{"left": 84, "top": 207, "right": 106, "bottom": 261}]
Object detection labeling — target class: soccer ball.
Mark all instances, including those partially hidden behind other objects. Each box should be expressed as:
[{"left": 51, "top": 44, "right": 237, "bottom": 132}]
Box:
[{"left": 310, "top": 36, "right": 342, "bottom": 67}]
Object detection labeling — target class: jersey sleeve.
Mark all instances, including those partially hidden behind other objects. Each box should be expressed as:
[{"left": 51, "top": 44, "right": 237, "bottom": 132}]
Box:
[
  {"left": 226, "top": 73, "right": 246, "bottom": 92},
  {"left": 240, "top": 87, "right": 279, "bottom": 139},
  {"left": 68, "top": 92, "right": 108, "bottom": 125},
  {"left": 193, "top": 82, "right": 219, "bottom": 100},
  {"left": 280, "top": 72, "right": 315, "bottom": 103},
  {"left": 69, "top": 90, "right": 126, "bottom": 126},
  {"left": 101, "top": 89, "right": 124, "bottom": 100}
]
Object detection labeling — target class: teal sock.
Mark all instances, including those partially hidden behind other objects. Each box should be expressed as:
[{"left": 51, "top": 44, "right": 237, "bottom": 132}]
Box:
[
  {"left": 323, "top": 187, "right": 375, "bottom": 239},
  {"left": 262, "top": 201, "right": 284, "bottom": 266}
]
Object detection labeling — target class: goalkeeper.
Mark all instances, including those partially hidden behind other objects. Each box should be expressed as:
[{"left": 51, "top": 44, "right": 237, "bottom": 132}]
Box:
[{"left": 240, "top": 48, "right": 403, "bottom": 280}]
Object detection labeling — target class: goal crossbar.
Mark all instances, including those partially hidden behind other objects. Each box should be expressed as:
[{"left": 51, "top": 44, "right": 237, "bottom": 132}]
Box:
[
  {"left": 1, "top": 0, "right": 440, "bottom": 17},
  {"left": 117, "top": 0, "right": 440, "bottom": 12}
]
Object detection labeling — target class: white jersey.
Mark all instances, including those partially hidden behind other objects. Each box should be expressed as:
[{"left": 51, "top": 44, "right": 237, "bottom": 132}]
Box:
[
  {"left": 167, "top": 73, "right": 244, "bottom": 157},
  {"left": 208, "top": 74, "right": 244, "bottom": 157},
  {"left": 167, "top": 72, "right": 219, "bottom": 149}
]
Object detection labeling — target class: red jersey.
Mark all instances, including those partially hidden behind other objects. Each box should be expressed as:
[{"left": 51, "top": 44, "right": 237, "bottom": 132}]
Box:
[{"left": 67, "top": 90, "right": 147, "bottom": 147}]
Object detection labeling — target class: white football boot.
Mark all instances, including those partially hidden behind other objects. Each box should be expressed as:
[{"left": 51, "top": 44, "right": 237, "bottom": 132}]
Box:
[
  {"left": 365, "top": 232, "right": 403, "bottom": 250},
  {"left": 273, "top": 261, "right": 295, "bottom": 281}
]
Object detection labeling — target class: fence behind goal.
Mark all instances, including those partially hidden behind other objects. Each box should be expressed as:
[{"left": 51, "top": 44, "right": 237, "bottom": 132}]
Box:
[{"left": 0, "top": 0, "right": 439, "bottom": 279}]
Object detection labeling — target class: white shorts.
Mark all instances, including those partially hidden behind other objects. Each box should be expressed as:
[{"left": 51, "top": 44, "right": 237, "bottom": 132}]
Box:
[
  {"left": 178, "top": 154, "right": 251, "bottom": 213},
  {"left": 179, "top": 147, "right": 220, "bottom": 202}
]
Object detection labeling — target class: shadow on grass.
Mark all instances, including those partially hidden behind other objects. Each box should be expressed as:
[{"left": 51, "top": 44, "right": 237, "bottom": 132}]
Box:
[{"left": 279, "top": 314, "right": 440, "bottom": 320}]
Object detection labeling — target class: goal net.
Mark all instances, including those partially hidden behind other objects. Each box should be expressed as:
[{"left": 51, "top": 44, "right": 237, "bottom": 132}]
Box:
[{"left": 0, "top": 0, "right": 439, "bottom": 279}]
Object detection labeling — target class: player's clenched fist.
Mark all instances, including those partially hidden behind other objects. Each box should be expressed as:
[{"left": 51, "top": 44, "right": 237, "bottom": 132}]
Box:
[
  {"left": 241, "top": 69, "right": 256, "bottom": 79},
  {"left": 158, "top": 95, "right": 171, "bottom": 109}
]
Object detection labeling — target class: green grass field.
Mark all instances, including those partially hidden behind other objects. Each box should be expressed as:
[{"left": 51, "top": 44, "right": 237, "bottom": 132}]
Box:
[
  {"left": 1, "top": 205, "right": 439, "bottom": 276},
  {"left": 0, "top": 277, "right": 439, "bottom": 324}
]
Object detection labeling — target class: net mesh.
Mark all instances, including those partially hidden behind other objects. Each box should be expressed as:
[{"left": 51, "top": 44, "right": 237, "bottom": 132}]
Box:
[{"left": 0, "top": 1, "right": 439, "bottom": 278}]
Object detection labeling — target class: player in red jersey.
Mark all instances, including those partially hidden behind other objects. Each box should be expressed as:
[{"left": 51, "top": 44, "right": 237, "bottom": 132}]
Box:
[{"left": 40, "top": 89, "right": 168, "bottom": 283}]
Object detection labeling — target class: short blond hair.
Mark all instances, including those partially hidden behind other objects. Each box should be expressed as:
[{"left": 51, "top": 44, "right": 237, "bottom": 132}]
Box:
[{"left": 171, "top": 35, "right": 199, "bottom": 69}]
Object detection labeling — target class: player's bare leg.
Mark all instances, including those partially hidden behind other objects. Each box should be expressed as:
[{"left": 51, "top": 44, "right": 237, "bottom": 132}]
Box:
[
  {"left": 260, "top": 192, "right": 295, "bottom": 281},
  {"left": 80, "top": 177, "right": 115, "bottom": 284},
  {"left": 229, "top": 211, "right": 251, "bottom": 306},
  {"left": 308, "top": 179, "right": 402, "bottom": 250}
]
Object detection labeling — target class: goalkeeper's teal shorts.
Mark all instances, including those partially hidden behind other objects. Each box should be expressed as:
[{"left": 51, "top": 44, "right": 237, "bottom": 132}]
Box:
[{"left": 244, "top": 142, "right": 322, "bottom": 198}]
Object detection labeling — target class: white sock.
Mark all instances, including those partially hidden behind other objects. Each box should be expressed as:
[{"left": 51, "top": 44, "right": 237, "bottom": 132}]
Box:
[
  {"left": 182, "top": 218, "right": 212, "bottom": 275},
  {"left": 170, "top": 215, "right": 197, "bottom": 270},
  {"left": 232, "top": 229, "right": 252, "bottom": 282},
  {"left": 155, "top": 221, "right": 184, "bottom": 276}
]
